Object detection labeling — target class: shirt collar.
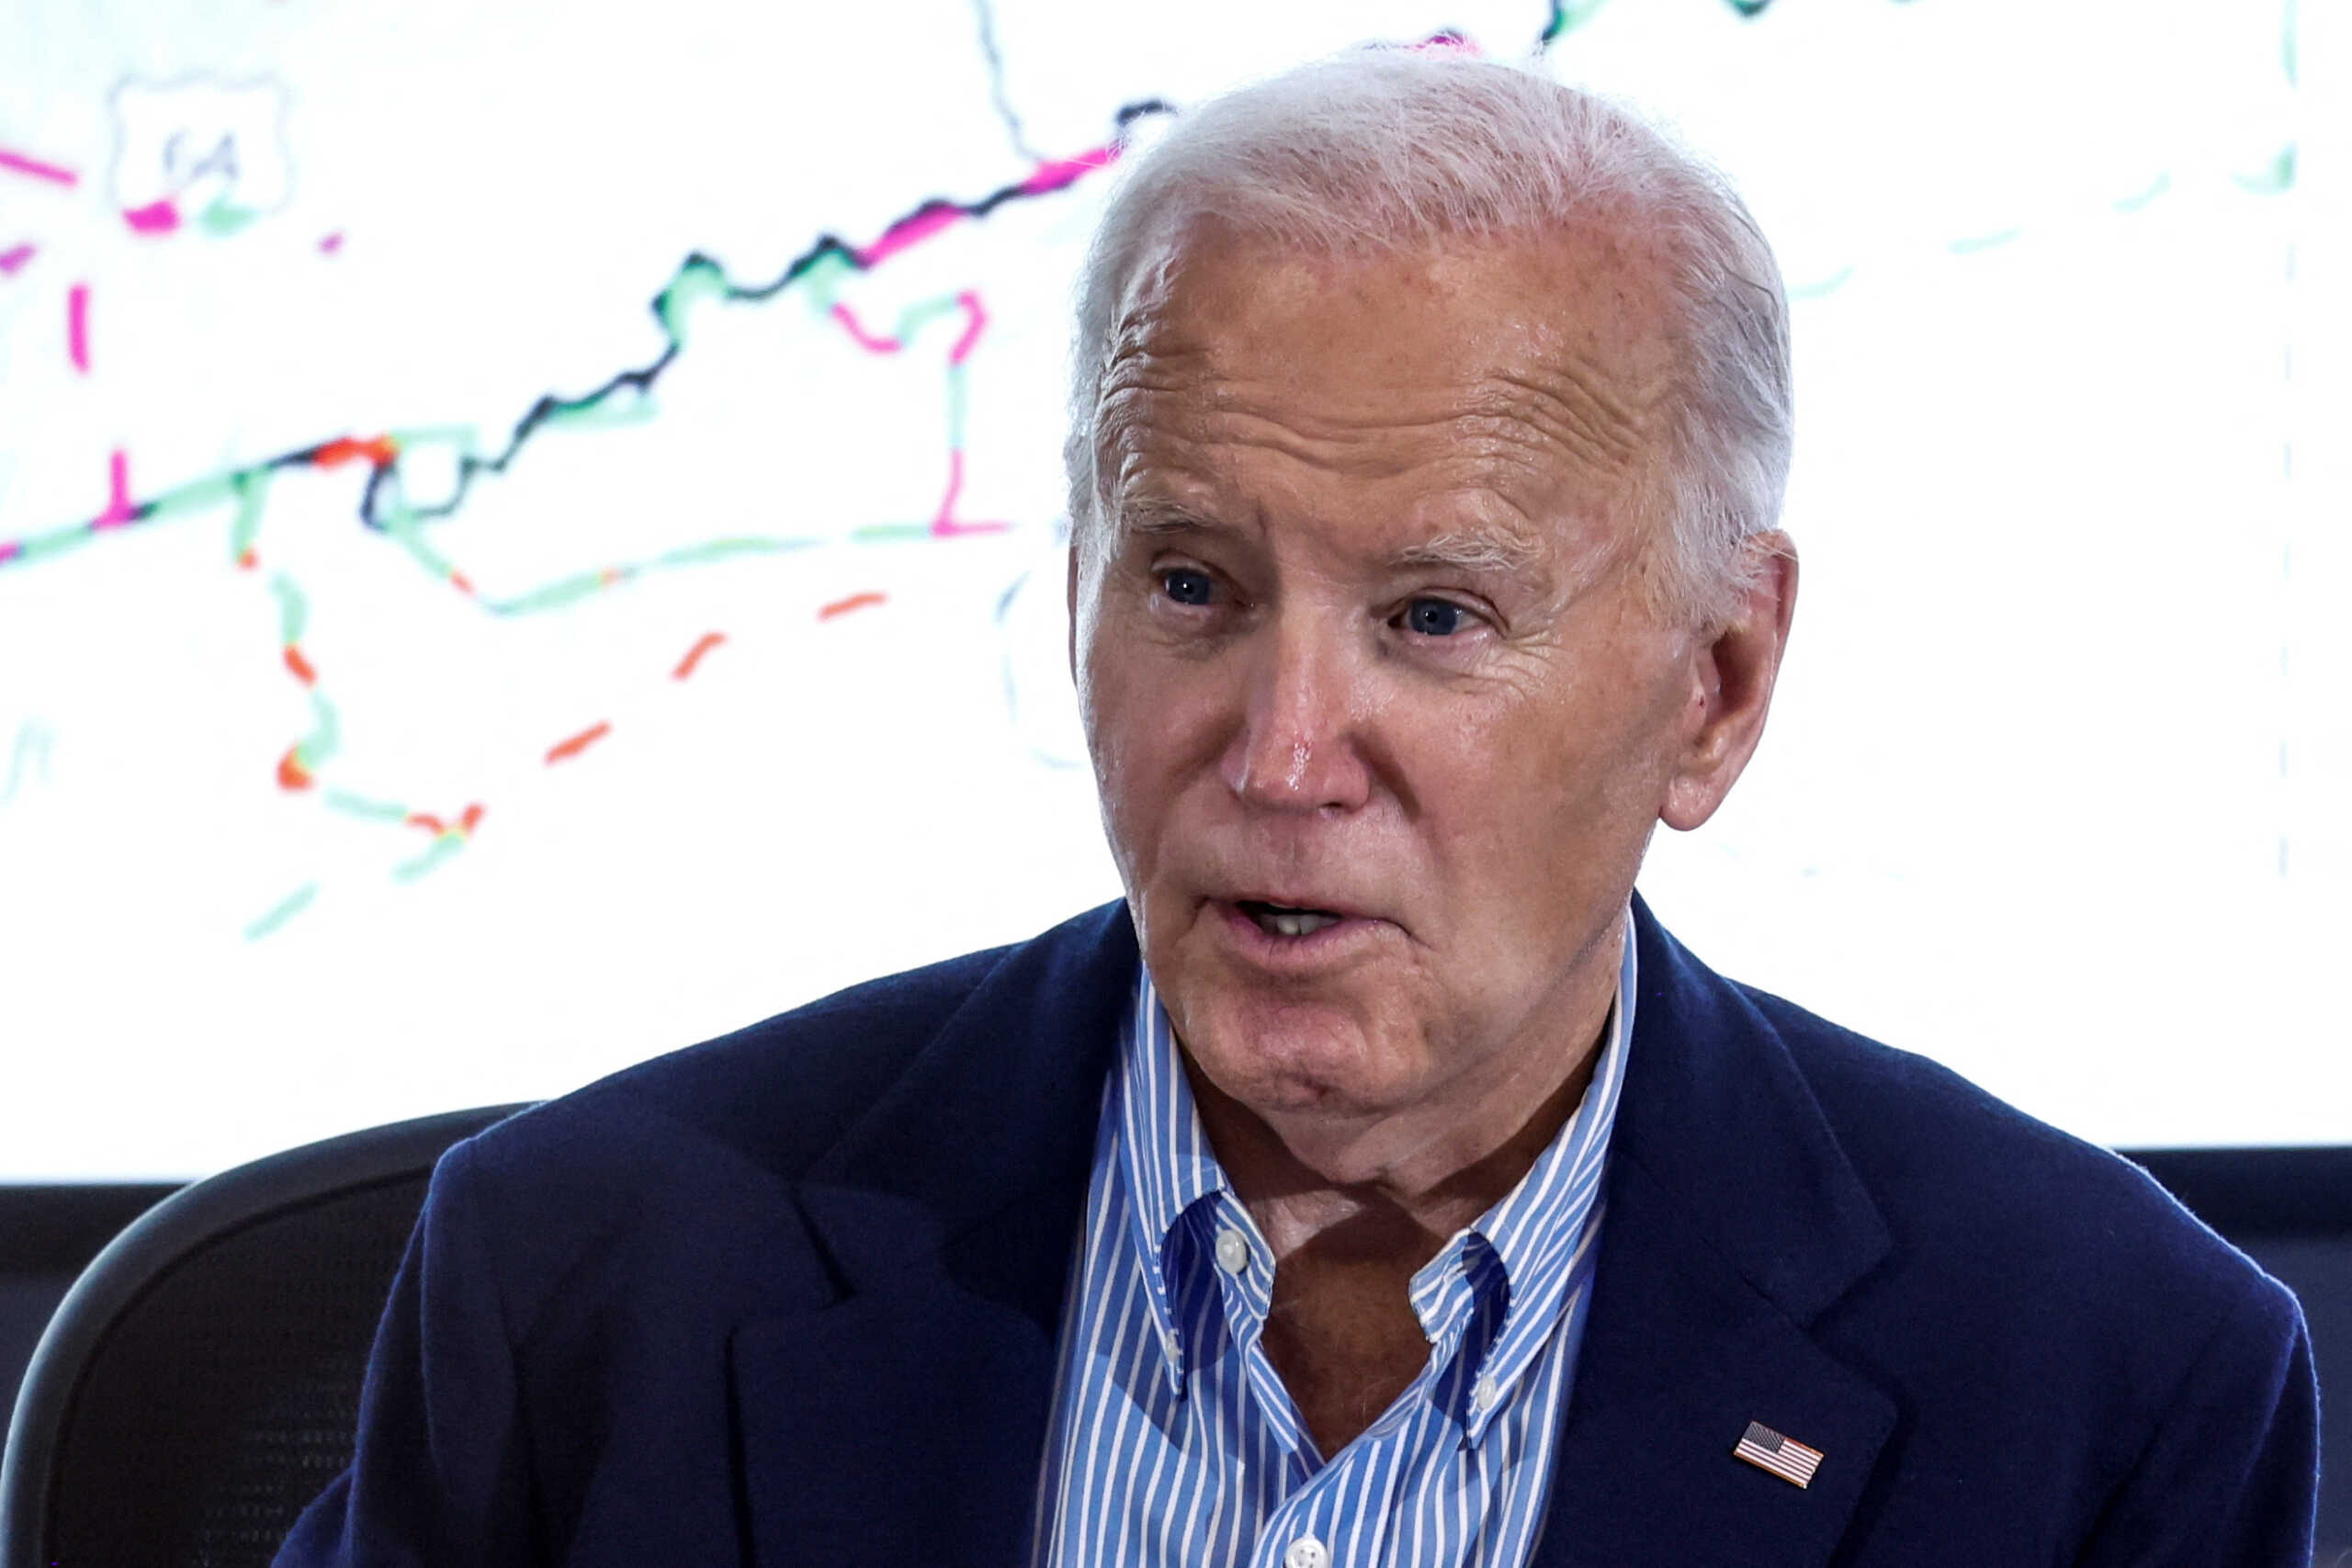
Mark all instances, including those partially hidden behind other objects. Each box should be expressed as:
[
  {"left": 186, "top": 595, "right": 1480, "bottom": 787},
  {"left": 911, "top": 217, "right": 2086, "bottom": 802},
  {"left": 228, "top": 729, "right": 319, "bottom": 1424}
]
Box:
[
  {"left": 1420, "top": 928, "right": 1635, "bottom": 1440},
  {"left": 1114, "top": 912, "right": 1638, "bottom": 1407},
  {"left": 1112, "top": 976, "right": 1226, "bottom": 1391}
]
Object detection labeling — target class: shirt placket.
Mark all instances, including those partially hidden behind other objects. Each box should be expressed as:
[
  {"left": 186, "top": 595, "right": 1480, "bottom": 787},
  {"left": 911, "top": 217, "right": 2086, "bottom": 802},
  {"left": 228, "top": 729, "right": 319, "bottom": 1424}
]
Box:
[{"left": 1194, "top": 1194, "right": 1308, "bottom": 1467}]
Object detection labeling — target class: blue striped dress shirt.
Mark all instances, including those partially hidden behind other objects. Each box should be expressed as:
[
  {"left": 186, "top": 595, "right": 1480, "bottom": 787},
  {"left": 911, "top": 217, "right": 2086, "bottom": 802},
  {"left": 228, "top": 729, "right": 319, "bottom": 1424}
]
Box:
[{"left": 1031, "top": 919, "right": 1635, "bottom": 1568}]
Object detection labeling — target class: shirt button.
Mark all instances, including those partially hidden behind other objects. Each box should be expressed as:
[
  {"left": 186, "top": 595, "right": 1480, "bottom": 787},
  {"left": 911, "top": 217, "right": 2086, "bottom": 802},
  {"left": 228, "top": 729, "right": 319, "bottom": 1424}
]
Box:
[
  {"left": 1283, "top": 1538, "right": 1329, "bottom": 1568},
  {"left": 1216, "top": 1227, "right": 1250, "bottom": 1275},
  {"left": 1164, "top": 1328, "right": 1182, "bottom": 1361},
  {"left": 1472, "top": 1374, "right": 1499, "bottom": 1413}
]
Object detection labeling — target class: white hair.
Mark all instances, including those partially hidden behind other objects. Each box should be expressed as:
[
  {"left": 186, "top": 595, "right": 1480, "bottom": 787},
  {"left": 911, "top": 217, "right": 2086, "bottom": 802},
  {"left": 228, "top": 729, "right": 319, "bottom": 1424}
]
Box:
[{"left": 1066, "top": 48, "right": 1793, "bottom": 626}]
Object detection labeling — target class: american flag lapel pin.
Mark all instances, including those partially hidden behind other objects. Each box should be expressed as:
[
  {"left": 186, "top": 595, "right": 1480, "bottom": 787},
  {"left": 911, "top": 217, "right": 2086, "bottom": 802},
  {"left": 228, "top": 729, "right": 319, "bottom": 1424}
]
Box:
[{"left": 1733, "top": 1420, "right": 1825, "bottom": 1489}]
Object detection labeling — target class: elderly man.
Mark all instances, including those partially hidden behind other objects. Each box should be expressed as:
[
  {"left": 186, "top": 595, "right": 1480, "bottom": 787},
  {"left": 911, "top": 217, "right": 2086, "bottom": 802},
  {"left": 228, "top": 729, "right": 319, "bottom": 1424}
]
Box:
[{"left": 276, "top": 51, "right": 2316, "bottom": 1568}]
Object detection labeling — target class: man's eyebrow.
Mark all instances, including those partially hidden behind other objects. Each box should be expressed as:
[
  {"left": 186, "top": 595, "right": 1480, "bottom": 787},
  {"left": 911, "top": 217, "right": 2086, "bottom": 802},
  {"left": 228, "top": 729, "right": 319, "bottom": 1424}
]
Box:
[
  {"left": 1111, "top": 504, "right": 1547, "bottom": 576},
  {"left": 1389, "top": 527, "right": 1545, "bottom": 574},
  {"left": 1113, "top": 500, "right": 1231, "bottom": 539}
]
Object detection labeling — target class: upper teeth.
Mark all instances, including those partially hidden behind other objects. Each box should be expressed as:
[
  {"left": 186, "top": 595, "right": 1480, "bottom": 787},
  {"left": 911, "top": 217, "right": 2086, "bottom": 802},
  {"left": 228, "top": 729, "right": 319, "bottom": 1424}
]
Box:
[{"left": 1265, "top": 909, "right": 1339, "bottom": 937}]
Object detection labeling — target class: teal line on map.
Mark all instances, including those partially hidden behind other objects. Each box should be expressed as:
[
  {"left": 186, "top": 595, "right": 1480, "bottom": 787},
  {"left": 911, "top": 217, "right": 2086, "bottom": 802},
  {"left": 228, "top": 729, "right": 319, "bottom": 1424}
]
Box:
[{"left": 0, "top": 721, "right": 53, "bottom": 805}]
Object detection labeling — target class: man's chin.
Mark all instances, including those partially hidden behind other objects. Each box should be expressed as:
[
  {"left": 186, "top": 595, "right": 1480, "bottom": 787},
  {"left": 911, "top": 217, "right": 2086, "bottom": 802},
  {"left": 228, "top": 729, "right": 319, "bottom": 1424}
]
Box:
[{"left": 1170, "top": 989, "right": 1419, "bottom": 1123}]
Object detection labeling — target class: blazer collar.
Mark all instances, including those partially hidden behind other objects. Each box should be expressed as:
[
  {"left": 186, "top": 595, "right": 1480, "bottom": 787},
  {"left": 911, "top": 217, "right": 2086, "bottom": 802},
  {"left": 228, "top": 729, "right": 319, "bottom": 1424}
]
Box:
[
  {"left": 729, "top": 903, "right": 1136, "bottom": 1568},
  {"left": 792, "top": 898, "right": 1136, "bottom": 1306},
  {"left": 1614, "top": 894, "right": 1891, "bottom": 1322},
  {"left": 1530, "top": 897, "right": 1897, "bottom": 1567}
]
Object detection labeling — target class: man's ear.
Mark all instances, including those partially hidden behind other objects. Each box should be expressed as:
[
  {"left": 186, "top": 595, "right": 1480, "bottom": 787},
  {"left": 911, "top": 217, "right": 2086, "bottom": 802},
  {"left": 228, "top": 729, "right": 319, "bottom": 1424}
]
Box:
[{"left": 1660, "top": 535, "right": 1798, "bottom": 832}]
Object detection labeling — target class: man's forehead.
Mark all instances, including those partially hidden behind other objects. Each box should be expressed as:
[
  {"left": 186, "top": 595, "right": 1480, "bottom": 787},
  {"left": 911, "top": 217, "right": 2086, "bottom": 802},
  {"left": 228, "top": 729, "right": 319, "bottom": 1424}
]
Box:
[
  {"left": 1110, "top": 216, "right": 1678, "bottom": 387},
  {"left": 1093, "top": 226, "right": 1675, "bottom": 557}
]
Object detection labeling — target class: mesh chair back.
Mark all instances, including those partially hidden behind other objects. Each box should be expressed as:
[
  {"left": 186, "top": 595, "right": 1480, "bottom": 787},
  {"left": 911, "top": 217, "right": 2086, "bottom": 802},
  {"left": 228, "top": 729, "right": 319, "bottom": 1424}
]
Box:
[{"left": 0, "top": 1105, "right": 531, "bottom": 1568}]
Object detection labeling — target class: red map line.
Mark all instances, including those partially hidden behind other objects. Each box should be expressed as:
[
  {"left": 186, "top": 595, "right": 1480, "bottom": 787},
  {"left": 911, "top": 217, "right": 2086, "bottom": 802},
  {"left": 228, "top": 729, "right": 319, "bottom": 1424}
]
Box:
[
  {"left": 546, "top": 721, "right": 613, "bottom": 764},
  {"left": 819, "top": 591, "right": 888, "bottom": 620},
  {"left": 673, "top": 632, "right": 727, "bottom": 680},
  {"left": 407, "top": 803, "right": 485, "bottom": 836}
]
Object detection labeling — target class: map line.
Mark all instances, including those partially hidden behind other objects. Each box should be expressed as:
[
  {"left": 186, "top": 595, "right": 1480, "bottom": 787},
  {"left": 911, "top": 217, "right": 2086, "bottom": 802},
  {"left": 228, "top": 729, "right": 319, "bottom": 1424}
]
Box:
[
  {"left": 0, "top": 146, "right": 78, "bottom": 186},
  {"left": 68, "top": 283, "right": 90, "bottom": 372},
  {"left": 970, "top": 0, "right": 1046, "bottom": 164}
]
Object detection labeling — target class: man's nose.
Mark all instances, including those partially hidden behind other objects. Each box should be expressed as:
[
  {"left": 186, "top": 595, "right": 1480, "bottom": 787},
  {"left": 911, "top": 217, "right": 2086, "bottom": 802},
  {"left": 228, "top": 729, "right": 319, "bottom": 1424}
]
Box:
[{"left": 1218, "top": 615, "right": 1373, "bottom": 814}]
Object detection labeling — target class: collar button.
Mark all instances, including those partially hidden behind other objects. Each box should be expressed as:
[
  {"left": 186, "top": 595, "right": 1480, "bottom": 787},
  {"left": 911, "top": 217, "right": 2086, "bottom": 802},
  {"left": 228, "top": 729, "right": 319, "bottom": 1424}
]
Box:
[{"left": 1215, "top": 1227, "right": 1250, "bottom": 1274}]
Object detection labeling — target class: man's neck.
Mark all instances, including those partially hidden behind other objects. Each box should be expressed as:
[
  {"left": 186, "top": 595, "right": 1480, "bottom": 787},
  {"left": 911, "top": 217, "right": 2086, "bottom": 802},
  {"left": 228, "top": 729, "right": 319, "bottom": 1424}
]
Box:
[
  {"left": 1177, "top": 948, "right": 1618, "bottom": 1459},
  {"left": 1186, "top": 1009, "right": 1609, "bottom": 1271}
]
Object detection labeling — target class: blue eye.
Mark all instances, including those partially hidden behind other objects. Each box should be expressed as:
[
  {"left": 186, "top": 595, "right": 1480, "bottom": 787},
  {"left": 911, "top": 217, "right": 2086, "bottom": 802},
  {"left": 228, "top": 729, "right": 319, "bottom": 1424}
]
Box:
[
  {"left": 1160, "top": 568, "right": 1216, "bottom": 606},
  {"left": 1404, "top": 598, "right": 1468, "bottom": 637}
]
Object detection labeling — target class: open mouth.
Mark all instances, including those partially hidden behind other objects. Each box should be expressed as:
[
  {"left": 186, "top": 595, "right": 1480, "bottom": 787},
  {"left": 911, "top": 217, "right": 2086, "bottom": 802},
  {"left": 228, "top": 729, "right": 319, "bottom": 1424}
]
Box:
[{"left": 1237, "top": 899, "right": 1346, "bottom": 938}]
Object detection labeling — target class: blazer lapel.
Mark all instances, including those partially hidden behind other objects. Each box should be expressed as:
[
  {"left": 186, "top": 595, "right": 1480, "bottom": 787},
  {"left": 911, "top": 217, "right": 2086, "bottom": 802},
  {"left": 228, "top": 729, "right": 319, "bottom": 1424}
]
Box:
[
  {"left": 1532, "top": 900, "right": 1898, "bottom": 1567},
  {"left": 729, "top": 904, "right": 1136, "bottom": 1568}
]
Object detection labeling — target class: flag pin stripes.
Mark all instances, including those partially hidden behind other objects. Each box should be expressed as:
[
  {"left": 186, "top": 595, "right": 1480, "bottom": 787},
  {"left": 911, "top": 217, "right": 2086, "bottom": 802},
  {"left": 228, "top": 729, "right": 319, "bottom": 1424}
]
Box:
[{"left": 1733, "top": 1421, "right": 1825, "bottom": 1489}]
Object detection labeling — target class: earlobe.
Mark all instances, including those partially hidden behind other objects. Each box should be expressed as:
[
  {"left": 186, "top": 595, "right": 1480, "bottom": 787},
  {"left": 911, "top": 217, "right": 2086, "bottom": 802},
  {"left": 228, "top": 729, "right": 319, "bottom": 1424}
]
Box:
[{"left": 1658, "top": 539, "right": 1798, "bottom": 833}]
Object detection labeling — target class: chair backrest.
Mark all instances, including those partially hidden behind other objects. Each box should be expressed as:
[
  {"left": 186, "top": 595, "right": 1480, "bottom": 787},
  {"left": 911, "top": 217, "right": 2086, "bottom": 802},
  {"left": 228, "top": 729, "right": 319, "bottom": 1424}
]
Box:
[{"left": 0, "top": 1105, "right": 532, "bottom": 1568}]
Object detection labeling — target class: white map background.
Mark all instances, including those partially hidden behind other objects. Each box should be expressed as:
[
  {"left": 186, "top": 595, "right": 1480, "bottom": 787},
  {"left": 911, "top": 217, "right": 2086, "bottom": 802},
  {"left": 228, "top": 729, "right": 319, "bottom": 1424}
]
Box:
[{"left": 2, "top": 0, "right": 2346, "bottom": 1178}]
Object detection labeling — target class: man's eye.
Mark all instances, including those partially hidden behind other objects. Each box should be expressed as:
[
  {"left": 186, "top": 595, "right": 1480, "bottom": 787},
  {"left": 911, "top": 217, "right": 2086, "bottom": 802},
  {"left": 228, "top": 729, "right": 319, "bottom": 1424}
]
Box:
[
  {"left": 1402, "top": 598, "right": 1471, "bottom": 637},
  {"left": 1159, "top": 568, "right": 1216, "bottom": 606}
]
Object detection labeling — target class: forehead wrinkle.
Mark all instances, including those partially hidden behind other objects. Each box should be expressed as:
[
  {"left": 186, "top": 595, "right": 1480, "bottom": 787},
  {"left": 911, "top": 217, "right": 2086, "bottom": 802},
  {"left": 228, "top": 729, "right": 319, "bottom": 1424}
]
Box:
[
  {"left": 1476, "top": 363, "right": 1656, "bottom": 482},
  {"left": 1102, "top": 347, "right": 1656, "bottom": 491}
]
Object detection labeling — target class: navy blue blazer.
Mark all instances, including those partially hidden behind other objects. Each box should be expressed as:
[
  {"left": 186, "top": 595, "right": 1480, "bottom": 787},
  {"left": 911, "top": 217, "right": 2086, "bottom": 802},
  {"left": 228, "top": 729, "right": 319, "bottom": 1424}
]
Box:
[{"left": 274, "top": 899, "right": 2317, "bottom": 1566}]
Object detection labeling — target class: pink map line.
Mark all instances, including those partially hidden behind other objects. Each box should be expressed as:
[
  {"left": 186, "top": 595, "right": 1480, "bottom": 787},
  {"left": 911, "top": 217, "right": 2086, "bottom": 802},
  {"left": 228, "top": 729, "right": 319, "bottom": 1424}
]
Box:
[
  {"left": 853, "top": 146, "right": 1115, "bottom": 268},
  {"left": 0, "top": 147, "right": 78, "bottom": 186},
  {"left": 123, "top": 198, "right": 181, "bottom": 235},
  {"left": 945, "top": 290, "right": 986, "bottom": 365},
  {"left": 68, "top": 284, "right": 90, "bottom": 372},
  {"left": 828, "top": 303, "right": 903, "bottom": 354},
  {"left": 94, "top": 450, "right": 136, "bottom": 528},
  {"left": 0, "top": 243, "right": 34, "bottom": 276}
]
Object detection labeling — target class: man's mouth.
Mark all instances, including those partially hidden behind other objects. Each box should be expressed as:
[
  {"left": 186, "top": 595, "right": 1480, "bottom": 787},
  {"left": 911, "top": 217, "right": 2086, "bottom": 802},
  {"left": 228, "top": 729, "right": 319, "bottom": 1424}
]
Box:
[{"left": 1237, "top": 899, "right": 1346, "bottom": 938}]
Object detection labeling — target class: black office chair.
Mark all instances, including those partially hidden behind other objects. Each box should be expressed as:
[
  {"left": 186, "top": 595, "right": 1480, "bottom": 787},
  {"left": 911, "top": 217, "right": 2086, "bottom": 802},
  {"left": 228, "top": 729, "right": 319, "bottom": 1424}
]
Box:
[{"left": 0, "top": 1104, "right": 532, "bottom": 1568}]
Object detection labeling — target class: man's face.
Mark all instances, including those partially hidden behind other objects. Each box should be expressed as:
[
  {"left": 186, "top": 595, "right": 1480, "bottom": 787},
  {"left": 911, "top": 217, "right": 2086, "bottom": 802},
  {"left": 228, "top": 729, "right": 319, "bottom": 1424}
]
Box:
[{"left": 1071, "top": 225, "right": 1714, "bottom": 1153}]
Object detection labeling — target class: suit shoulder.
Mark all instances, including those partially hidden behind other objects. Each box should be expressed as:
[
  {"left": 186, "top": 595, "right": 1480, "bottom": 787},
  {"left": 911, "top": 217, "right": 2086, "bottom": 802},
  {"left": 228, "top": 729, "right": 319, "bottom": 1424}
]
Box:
[
  {"left": 1736, "top": 982, "right": 2287, "bottom": 1325},
  {"left": 471, "top": 937, "right": 1020, "bottom": 1185},
  {"left": 395, "top": 935, "right": 1047, "bottom": 1333}
]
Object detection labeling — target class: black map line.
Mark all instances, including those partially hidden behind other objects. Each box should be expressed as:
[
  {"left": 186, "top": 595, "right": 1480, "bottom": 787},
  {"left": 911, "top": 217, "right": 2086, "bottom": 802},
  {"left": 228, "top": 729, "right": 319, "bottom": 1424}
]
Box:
[{"left": 971, "top": 0, "right": 1046, "bottom": 165}]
